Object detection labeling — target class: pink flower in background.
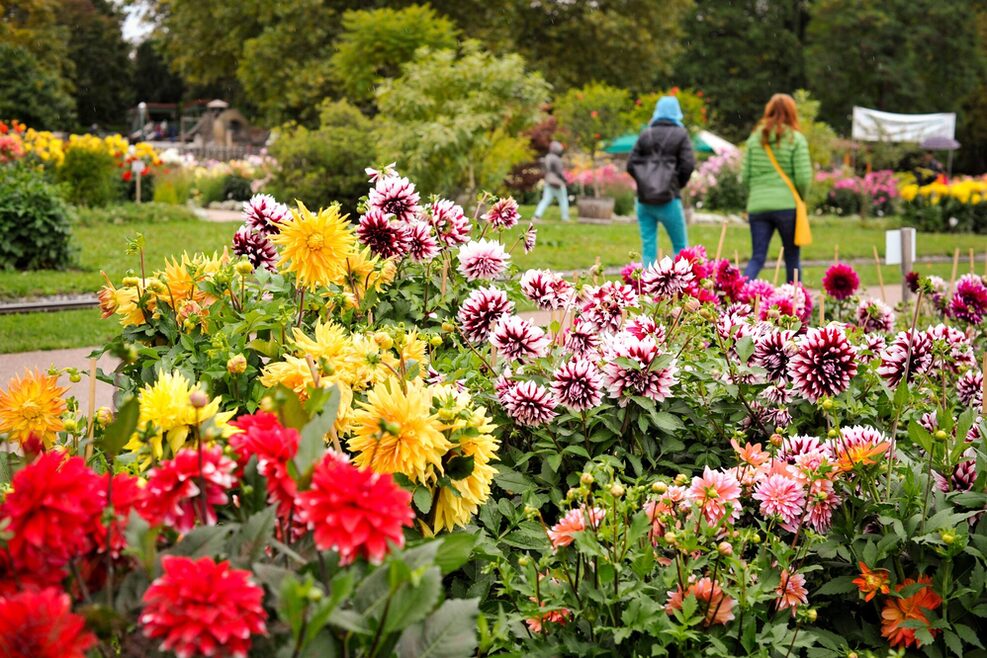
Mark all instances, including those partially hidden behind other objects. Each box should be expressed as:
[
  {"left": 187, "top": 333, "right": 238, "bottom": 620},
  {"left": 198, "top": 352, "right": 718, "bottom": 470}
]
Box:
[
  {"left": 685, "top": 466, "right": 742, "bottom": 525},
  {"left": 406, "top": 220, "right": 440, "bottom": 262},
  {"left": 579, "top": 281, "right": 639, "bottom": 333},
  {"left": 428, "top": 199, "right": 471, "bottom": 246},
  {"left": 641, "top": 256, "right": 694, "bottom": 299},
  {"left": 457, "top": 239, "right": 510, "bottom": 280},
  {"left": 957, "top": 369, "right": 983, "bottom": 407},
  {"left": 753, "top": 474, "right": 806, "bottom": 529},
  {"left": 548, "top": 506, "right": 605, "bottom": 548},
  {"left": 665, "top": 577, "right": 736, "bottom": 626},
  {"left": 621, "top": 262, "right": 644, "bottom": 286},
  {"left": 949, "top": 274, "right": 987, "bottom": 324},
  {"left": 520, "top": 269, "right": 574, "bottom": 310},
  {"left": 483, "top": 197, "right": 521, "bottom": 230},
  {"left": 233, "top": 226, "right": 278, "bottom": 271},
  {"left": 562, "top": 320, "right": 603, "bottom": 357},
  {"left": 602, "top": 333, "right": 679, "bottom": 404},
  {"left": 856, "top": 298, "right": 895, "bottom": 333},
  {"left": 822, "top": 263, "right": 860, "bottom": 300},
  {"left": 878, "top": 330, "right": 933, "bottom": 387},
  {"left": 242, "top": 193, "right": 290, "bottom": 235},
  {"left": 776, "top": 570, "right": 809, "bottom": 614},
  {"left": 523, "top": 223, "right": 538, "bottom": 253}
]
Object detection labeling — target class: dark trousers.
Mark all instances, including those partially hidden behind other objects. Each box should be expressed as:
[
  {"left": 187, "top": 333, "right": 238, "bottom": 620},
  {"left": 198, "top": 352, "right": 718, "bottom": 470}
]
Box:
[{"left": 743, "top": 209, "right": 801, "bottom": 283}]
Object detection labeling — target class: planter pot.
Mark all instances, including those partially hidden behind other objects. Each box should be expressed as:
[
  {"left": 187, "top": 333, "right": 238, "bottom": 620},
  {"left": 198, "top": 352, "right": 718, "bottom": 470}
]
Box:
[{"left": 576, "top": 196, "right": 615, "bottom": 221}]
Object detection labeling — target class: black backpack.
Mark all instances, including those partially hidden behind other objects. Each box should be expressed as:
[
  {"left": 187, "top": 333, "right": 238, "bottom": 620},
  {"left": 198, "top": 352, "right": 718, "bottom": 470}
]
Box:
[{"left": 627, "top": 126, "right": 680, "bottom": 205}]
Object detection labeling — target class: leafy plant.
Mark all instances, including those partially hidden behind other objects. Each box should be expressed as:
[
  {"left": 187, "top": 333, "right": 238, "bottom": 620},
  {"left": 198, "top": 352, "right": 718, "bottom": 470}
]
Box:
[{"left": 0, "top": 165, "right": 75, "bottom": 270}]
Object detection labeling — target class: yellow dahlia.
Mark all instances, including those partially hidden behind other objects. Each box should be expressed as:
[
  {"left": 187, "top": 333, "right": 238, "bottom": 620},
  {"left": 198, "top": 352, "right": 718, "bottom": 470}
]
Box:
[
  {"left": 382, "top": 330, "right": 429, "bottom": 375},
  {"left": 260, "top": 355, "right": 320, "bottom": 400},
  {"left": 273, "top": 202, "right": 356, "bottom": 289},
  {"left": 290, "top": 321, "right": 351, "bottom": 368},
  {"left": 0, "top": 369, "right": 68, "bottom": 447},
  {"left": 348, "top": 378, "right": 451, "bottom": 484},
  {"left": 125, "top": 371, "right": 235, "bottom": 462},
  {"left": 159, "top": 254, "right": 213, "bottom": 308},
  {"left": 341, "top": 334, "right": 389, "bottom": 390}
]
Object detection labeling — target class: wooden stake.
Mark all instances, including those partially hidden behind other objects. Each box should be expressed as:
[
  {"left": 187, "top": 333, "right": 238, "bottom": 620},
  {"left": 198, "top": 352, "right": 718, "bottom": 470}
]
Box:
[
  {"left": 834, "top": 244, "right": 839, "bottom": 264},
  {"left": 734, "top": 249, "right": 740, "bottom": 268},
  {"left": 658, "top": 246, "right": 663, "bottom": 262},
  {"left": 970, "top": 248, "right": 976, "bottom": 273},
  {"left": 872, "top": 245, "right": 886, "bottom": 302},
  {"left": 752, "top": 295, "right": 761, "bottom": 319},
  {"left": 948, "top": 247, "right": 960, "bottom": 295},
  {"left": 593, "top": 256, "right": 601, "bottom": 285},
  {"left": 773, "top": 247, "right": 784, "bottom": 285},
  {"left": 85, "top": 358, "right": 97, "bottom": 460},
  {"left": 715, "top": 220, "right": 728, "bottom": 261}
]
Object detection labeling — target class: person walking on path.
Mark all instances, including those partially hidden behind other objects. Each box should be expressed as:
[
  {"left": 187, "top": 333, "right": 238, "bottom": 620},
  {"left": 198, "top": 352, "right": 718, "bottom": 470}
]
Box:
[
  {"left": 741, "top": 93, "right": 812, "bottom": 283},
  {"left": 627, "top": 96, "right": 695, "bottom": 265},
  {"left": 533, "top": 141, "right": 570, "bottom": 221}
]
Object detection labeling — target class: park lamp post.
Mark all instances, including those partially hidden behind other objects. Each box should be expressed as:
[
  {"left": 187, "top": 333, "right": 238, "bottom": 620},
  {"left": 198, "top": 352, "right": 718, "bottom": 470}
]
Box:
[{"left": 138, "top": 102, "right": 147, "bottom": 141}]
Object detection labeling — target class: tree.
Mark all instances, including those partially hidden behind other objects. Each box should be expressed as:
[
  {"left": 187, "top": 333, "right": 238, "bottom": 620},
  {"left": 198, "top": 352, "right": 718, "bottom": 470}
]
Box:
[
  {"left": 554, "top": 83, "right": 633, "bottom": 154},
  {"left": 375, "top": 42, "right": 550, "bottom": 196},
  {"left": 329, "top": 5, "right": 459, "bottom": 106},
  {"left": 134, "top": 38, "right": 185, "bottom": 105},
  {"left": 57, "top": 0, "right": 133, "bottom": 130},
  {"left": 673, "top": 0, "right": 806, "bottom": 140},
  {"left": 0, "top": 43, "right": 76, "bottom": 128}
]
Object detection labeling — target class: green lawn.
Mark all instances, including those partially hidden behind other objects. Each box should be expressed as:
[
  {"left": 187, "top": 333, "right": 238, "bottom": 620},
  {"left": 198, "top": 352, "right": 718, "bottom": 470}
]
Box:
[{"left": 0, "top": 308, "right": 116, "bottom": 353}]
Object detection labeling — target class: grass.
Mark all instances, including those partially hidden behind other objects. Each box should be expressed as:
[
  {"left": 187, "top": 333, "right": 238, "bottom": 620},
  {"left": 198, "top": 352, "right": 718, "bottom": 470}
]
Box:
[{"left": 0, "top": 308, "right": 116, "bottom": 353}]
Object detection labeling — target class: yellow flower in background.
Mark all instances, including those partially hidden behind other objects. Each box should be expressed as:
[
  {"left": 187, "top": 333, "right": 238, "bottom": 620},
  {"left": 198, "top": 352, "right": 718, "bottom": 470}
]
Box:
[
  {"left": 260, "top": 355, "right": 320, "bottom": 399},
  {"left": 273, "top": 202, "right": 356, "bottom": 289},
  {"left": 290, "top": 320, "right": 351, "bottom": 367},
  {"left": 382, "top": 330, "right": 429, "bottom": 375},
  {"left": 342, "top": 333, "right": 389, "bottom": 389},
  {"left": 899, "top": 184, "right": 918, "bottom": 202},
  {"left": 125, "top": 371, "right": 235, "bottom": 462},
  {"left": 0, "top": 369, "right": 68, "bottom": 447},
  {"left": 22, "top": 129, "right": 65, "bottom": 166},
  {"left": 348, "top": 378, "right": 451, "bottom": 484}
]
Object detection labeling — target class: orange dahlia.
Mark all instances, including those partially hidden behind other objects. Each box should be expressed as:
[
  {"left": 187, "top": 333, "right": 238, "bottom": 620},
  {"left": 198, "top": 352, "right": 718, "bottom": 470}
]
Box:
[
  {"left": 0, "top": 369, "right": 67, "bottom": 447},
  {"left": 880, "top": 576, "right": 942, "bottom": 648},
  {"left": 852, "top": 562, "right": 891, "bottom": 602}
]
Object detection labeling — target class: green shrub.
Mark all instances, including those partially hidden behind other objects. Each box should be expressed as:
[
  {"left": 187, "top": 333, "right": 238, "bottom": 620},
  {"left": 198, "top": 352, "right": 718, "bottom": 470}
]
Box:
[
  {"left": 0, "top": 166, "right": 75, "bottom": 270},
  {"left": 270, "top": 100, "right": 376, "bottom": 214},
  {"left": 194, "top": 173, "right": 228, "bottom": 205},
  {"left": 72, "top": 202, "right": 200, "bottom": 227},
  {"left": 153, "top": 169, "right": 195, "bottom": 205},
  {"left": 57, "top": 147, "right": 121, "bottom": 207},
  {"left": 221, "top": 174, "right": 253, "bottom": 201}
]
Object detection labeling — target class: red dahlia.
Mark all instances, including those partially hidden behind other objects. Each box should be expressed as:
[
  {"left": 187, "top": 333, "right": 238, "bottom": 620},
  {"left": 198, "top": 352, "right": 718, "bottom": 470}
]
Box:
[
  {"left": 822, "top": 262, "right": 860, "bottom": 300},
  {"left": 296, "top": 452, "right": 414, "bottom": 565},
  {"left": 230, "top": 412, "right": 299, "bottom": 514},
  {"left": 141, "top": 556, "right": 268, "bottom": 658},
  {"left": 139, "top": 445, "right": 238, "bottom": 533},
  {"left": 0, "top": 587, "right": 97, "bottom": 658},
  {"left": 788, "top": 325, "right": 858, "bottom": 402}
]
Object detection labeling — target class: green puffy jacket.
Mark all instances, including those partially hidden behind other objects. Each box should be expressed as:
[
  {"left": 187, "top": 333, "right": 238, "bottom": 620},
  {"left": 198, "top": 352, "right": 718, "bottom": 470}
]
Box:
[{"left": 741, "top": 128, "right": 811, "bottom": 214}]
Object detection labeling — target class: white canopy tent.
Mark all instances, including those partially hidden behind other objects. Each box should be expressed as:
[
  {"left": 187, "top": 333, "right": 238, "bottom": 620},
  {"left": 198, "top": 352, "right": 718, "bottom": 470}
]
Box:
[{"left": 851, "top": 107, "right": 956, "bottom": 142}]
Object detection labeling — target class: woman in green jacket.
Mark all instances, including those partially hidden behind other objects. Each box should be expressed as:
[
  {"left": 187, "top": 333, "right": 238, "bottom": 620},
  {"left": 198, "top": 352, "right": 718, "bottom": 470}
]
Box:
[{"left": 741, "top": 94, "right": 812, "bottom": 283}]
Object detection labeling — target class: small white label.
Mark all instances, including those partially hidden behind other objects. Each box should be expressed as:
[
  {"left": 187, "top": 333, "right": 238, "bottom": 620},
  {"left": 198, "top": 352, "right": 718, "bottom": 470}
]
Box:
[
  {"left": 885, "top": 228, "right": 916, "bottom": 265},
  {"left": 131, "top": 160, "right": 146, "bottom": 174}
]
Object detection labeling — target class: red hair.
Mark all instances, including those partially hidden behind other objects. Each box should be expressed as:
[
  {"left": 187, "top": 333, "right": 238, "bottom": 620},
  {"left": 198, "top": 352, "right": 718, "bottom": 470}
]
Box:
[{"left": 759, "top": 94, "right": 800, "bottom": 145}]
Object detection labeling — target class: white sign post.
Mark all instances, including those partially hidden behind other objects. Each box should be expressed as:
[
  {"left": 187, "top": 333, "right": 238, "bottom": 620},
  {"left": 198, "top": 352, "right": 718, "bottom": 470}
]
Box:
[
  {"left": 887, "top": 228, "right": 917, "bottom": 301},
  {"left": 132, "top": 160, "right": 146, "bottom": 204}
]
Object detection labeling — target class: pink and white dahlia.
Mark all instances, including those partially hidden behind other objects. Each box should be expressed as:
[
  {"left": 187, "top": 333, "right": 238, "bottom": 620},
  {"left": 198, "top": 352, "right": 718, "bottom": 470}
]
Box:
[
  {"left": 457, "top": 239, "right": 510, "bottom": 281},
  {"left": 776, "top": 570, "right": 809, "bottom": 614},
  {"left": 625, "top": 314, "right": 667, "bottom": 344},
  {"left": 779, "top": 435, "right": 833, "bottom": 463},
  {"left": 877, "top": 330, "right": 933, "bottom": 388},
  {"left": 242, "top": 193, "right": 290, "bottom": 235},
  {"left": 822, "top": 263, "right": 860, "bottom": 300},
  {"left": 925, "top": 323, "right": 975, "bottom": 372},
  {"left": 579, "top": 281, "right": 639, "bottom": 333},
  {"left": 675, "top": 245, "right": 715, "bottom": 281},
  {"left": 767, "top": 283, "right": 813, "bottom": 324},
  {"left": 602, "top": 334, "right": 678, "bottom": 405},
  {"left": 856, "top": 297, "right": 895, "bottom": 333},
  {"left": 490, "top": 315, "right": 550, "bottom": 362},
  {"left": 523, "top": 223, "right": 537, "bottom": 253},
  {"left": 788, "top": 325, "right": 858, "bottom": 402},
  {"left": 548, "top": 506, "right": 605, "bottom": 548},
  {"left": 428, "top": 198, "right": 471, "bottom": 246},
  {"left": 357, "top": 208, "right": 411, "bottom": 259},
  {"left": 685, "top": 467, "right": 742, "bottom": 525},
  {"left": 621, "top": 262, "right": 644, "bottom": 287},
  {"left": 483, "top": 197, "right": 521, "bottom": 230},
  {"left": 805, "top": 478, "right": 840, "bottom": 533},
  {"left": 232, "top": 227, "right": 278, "bottom": 271},
  {"left": 367, "top": 175, "right": 421, "bottom": 224},
  {"left": 957, "top": 369, "right": 983, "bottom": 408},
  {"left": 562, "top": 320, "right": 602, "bottom": 357},
  {"left": 457, "top": 287, "right": 514, "bottom": 344},
  {"left": 738, "top": 279, "right": 776, "bottom": 305},
  {"left": 552, "top": 358, "right": 605, "bottom": 411},
  {"left": 405, "top": 220, "right": 440, "bottom": 262},
  {"left": 520, "top": 269, "right": 574, "bottom": 310},
  {"left": 501, "top": 380, "right": 557, "bottom": 426},
  {"left": 752, "top": 328, "right": 797, "bottom": 382},
  {"left": 753, "top": 474, "right": 805, "bottom": 529},
  {"left": 949, "top": 274, "right": 987, "bottom": 324},
  {"left": 641, "top": 256, "right": 694, "bottom": 299}
]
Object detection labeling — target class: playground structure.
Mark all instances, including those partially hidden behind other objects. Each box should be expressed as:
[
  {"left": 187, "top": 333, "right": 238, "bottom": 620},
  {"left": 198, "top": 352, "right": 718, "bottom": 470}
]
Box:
[{"left": 128, "top": 99, "right": 269, "bottom": 160}]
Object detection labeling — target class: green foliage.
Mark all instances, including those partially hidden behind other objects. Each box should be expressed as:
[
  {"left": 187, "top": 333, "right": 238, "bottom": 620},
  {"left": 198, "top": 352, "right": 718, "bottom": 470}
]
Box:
[
  {"left": 0, "top": 43, "right": 76, "bottom": 129},
  {"left": 375, "top": 42, "right": 548, "bottom": 196},
  {"left": 222, "top": 174, "right": 254, "bottom": 202},
  {"left": 554, "top": 82, "right": 633, "bottom": 154},
  {"left": 269, "top": 100, "right": 376, "bottom": 214},
  {"left": 73, "top": 202, "right": 200, "bottom": 227},
  {"left": 793, "top": 89, "right": 837, "bottom": 169},
  {"left": 329, "top": 5, "right": 459, "bottom": 105},
  {"left": 624, "top": 89, "right": 709, "bottom": 134},
  {"left": 133, "top": 38, "right": 184, "bottom": 105},
  {"left": 56, "top": 146, "right": 121, "bottom": 207},
  {"left": 152, "top": 169, "right": 195, "bottom": 205},
  {"left": 0, "top": 165, "right": 75, "bottom": 270}
]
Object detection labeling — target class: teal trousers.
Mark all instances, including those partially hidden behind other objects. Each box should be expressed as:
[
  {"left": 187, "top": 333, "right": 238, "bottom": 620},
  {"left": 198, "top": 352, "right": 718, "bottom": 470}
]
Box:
[{"left": 636, "top": 198, "right": 687, "bottom": 265}]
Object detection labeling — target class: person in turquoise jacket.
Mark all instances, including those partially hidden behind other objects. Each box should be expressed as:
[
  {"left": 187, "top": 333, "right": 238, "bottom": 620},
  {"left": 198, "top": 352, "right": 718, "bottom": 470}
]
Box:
[{"left": 741, "top": 93, "right": 812, "bottom": 283}]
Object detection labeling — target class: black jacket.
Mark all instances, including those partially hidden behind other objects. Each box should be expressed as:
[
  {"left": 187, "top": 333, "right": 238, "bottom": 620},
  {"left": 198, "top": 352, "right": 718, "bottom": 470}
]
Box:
[{"left": 626, "top": 120, "right": 695, "bottom": 204}]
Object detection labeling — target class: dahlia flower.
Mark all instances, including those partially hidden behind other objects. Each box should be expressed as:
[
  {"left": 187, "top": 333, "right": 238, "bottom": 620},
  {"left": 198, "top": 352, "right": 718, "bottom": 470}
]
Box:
[
  {"left": 788, "top": 325, "right": 858, "bottom": 402},
  {"left": 0, "top": 588, "right": 96, "bottom": 658},
  {"left": 500, "top": 380, "right": 557, "bottom": 426},
  {"left": 547, "top": 506, "right": 605, "bottom": 548},
  {"left": 776, "top": 570, "right": 808, "bottom": 614},
  {"left": 272, "top": 202, "right": 357, "bottom": 289},
  {"left": 552, "top": 358, "right": 605, "bottom": 411},
  {"left": 685, "top": 466, "right": 742, "bottom": 526},
  {"left": 232, "top": 226, "right": 278, "bottom": 271},
  {"left": 428, "top": 198, "right": 471, "bottom": 246},
  {"left": 675, "top": 245, "right": 714, "bottom": 280},
  {"left": 98, "top": 473, "right": 148, "bottom": 556},
  {"left": 805, "top": 480, "right": 838, "bottom": 533},
  {"left": 456, "top": 287, "right": 514, "bottom": 344},
  {"left": 0, "top": 368, "right": 67, "bottom": 447},
  {"left": 457, "top": 239, "right": 510, "bottom": 281},
  {"left": 880, "top": 576, "right": 941, "bottom": 648},
  {"left": 579, "top": 281, "right": 639, "bottom": 333},
  {"left": 406, "top": 220, "right": 440, "bottom": 262},
  {"left": 483, "top": 196, "right": 521, "bottom": 230},
  {"left": 490, "top": 315, "right": 551, "bottom": 363},
  {"left": 621, "top": 261, "right": 644, "bottom": 287},
  {"left": 752, "top": 474, "right": 805, "bottom": 529},
  {"left": 625, "top": 314, "right": 667, "bottom": 343},
  {"left": 367, "top": 175, "right": 421, "bottom": 224},
  {"left": 853, "top": 562, "right": 891, "bottom": 602},
  {"left": 520, "top": 269, "right": 574, "bottom": 310},
  {"left": 562, "top": 320, "right": 603, "bottom": 357},
  {"left": 641, "top": 256, "right": 694, "bottom": 299},
  {"left": 242, "top": 193, "right": 289, "bottom": 235},
  {"left": 737, "top": 278, "right": 775, "bottom": 305},
  {"left": 357, "top": 208, "right": 411, "bottom": 259},
  {"left": 957, "top": 369, "right": 983, "bottom": 407},
  {"left": 229, "top": 412, "right": 299, "bottom": 514},
  {"left": 523, "top": 223, "right": 538, "bottom": 253},
  {"left": 877, "top": 330, "right": 932, "bottom": 388},
  {"left": 141, "top": 556, "right": 268, "bottom": 658},
  {"left": 715, "top": 260, "right": 747, "bottom": 302},
  {"left": 765, "top": 283, "right": 813, "bottom": 324},
  {"left": 949, "top": 274, "right": 987, "bottom": 324},
  {"left": 602, "top": 334, "right": 679, "bottom": 405},
  {"left": 832, "top": 425, "right": 892, "bottom": 472},
  {"left": 752, "top": 328, "right": 797, "bottom": 382},
  {"left": 297, "top": 452, "right": 414, "bottom": 564},
  {"left": 926, "top": 323, "right": 975, "bottom": 372},
  {"left": 139, "top": 446, "right": 238, "bottom": 532},
  {"left": 822, "top": 262, "right": 860, "bottom": 300},
  {"left": 665, "top": 577, "right": 736, "bottom": 626},
  {"left": 855, "top": 297, "right": 895, "bottom": 333}
]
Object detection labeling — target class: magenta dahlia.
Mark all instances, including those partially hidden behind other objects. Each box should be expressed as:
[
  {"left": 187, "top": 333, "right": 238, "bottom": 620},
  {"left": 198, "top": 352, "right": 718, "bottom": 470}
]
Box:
[
  {"left": 483, "top": 196, "right": 521, "bottom": 230},
  {"left": 552, "top": 358, "right": 605, "bottom": 411},
  {"left": 602, "top": 333, "right": 679, "bottom": 405},
  {"left": 675, "top": 245, "right": 715, "bottom": 281},
  {"left": 715, "top": 260, "right": 748, "bottom": 302},
  {"left": 949, "top": 274, "right": 987, "bottom": 324},
  {"left": 296, "top": 452, "right": 414, "bottom": 564},
  {"left": 367, "top": 175, "right": 421, "bottom": 224},
  {"left": 490, "top": 315, "right": 550, "bottom": 362},
  {"left": 805, "top": 478, "right": 840, "bottom": 533},
  {"left": 877, "top": 330, "right": 933, "bottom": 388},
  {"left": 738, "top": 279, "right": 776, "bottom": 305},
  {"left": 405, "top": 220, "right": 440, "bottom": 262},
  {"left": 357, "top": 208, "right": 412, "bottom": 259},
  {"left": 766, "top": 283, "right": 813, "bottom": 324},
  {"left": 641, "top": 256, "right": 694, "bottom": 299},
  {"left": 822, "top": 263, "right": 860, "bottom": 300},
  {"left": 787, "top": 325, "right": 858, "bottom": 402},
  {"left": 501, "top": 380, "right": 557, "bottom": 426},
  {"left": 752, "top": 328, "right": 797, "bottom": 382},
  {"left": 855, "top": 297, "right": 895, "bottom": 333},
  {"left": 457, "top": 287, "right": 514, "bottom": 344},
  {"left": 139, "top": 445, "right": 238, "bottom": 533},
  {"left": 141, "top": 555, "right": 267, "bottom": 658},
  {"left": 428, "top": 199, "right": 471, "bottom": 246},
  {"left": 520, "top": 269, "right": 574, "bottom": 310},
  {"left": 232, "top": 226, "right": 278, "bottom": 271},
  {"left": 457, "top": 239, "right": 510, "bottom": 281},
  {"left": 621, "top": 262, "right": 644, "bottom": 287},
  {"left": 242, "top": 193, "right": 289, "bottom": 235}
]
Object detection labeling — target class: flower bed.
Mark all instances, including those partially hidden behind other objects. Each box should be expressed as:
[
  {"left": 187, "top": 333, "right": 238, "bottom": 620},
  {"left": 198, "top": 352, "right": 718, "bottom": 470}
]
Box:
[
  {"left": 1, "top": 164, "right": 987, "bottom": 656},
  {"left": 900, "top": 176, "right": 987, "bottom": 233},
  {"left": 814, "top": 169, "right": 900, "bottom": 217}
]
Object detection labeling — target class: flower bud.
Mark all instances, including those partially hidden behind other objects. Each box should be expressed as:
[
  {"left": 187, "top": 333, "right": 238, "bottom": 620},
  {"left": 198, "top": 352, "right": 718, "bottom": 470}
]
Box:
[
  {"left": 441, "top": 321, "right": 456, "bottom": 333},
  {"left": 227, "top": 353, "right": 247, "bottom": 375},
  {"left": 941, "top": 530, "right": 957, "bottom": 545},
  {"left": 124, "top": 344, "right": 139, "bottom": 363},
  {"left": 523, "top": 505, "right": 539, "bottom": 519},
  {"left": 652, "top": 481, "right": 668, "bottom": 494},
  {"left": 750, "top": 533, "right": 761, "bottom": 544},
  {"left": 663, "top": 532, "right": 677, "bottom": 545},
  {"left": 717, "top": 541, "right": 733, "bottom": 556},
  {"left": 566, "top": 487, "right": 579, "bottom": 500},
  {"left": 827, "top": 428, "right": 839, "bottom": 439},
  {"left": 610, "top": 483, "right": 625, "bottom": 498},
  {"left": 684, "top": 298, "right": 701, "bottom": 313},
  {"left": 934, "top": 429, "right": 948, "bottom": 441},
  {"left": 259, "top": 396, "right": 276, "bottom": 412},
  {"left": 235, "top": 261, "right": 254, "bottom": 275},
  {"left": 122, "top": 276, "right": 140, "bottom": 287},
  {"left": 674, "top": 473, "right": 688, "bottom": 486},
  {"left": 770, "top": 433, "right": 784, "bottom": 447},
  {"left": 374, "top": 331, "right": 394, "bottom": 350},
  {"left": 517, "top": 555, "right": 531, "bottom": 567},
  {"left": 821, "top": 398, "right": 834, "bottom": 411},
  {"left": 62, "top": 418, "right": 79, "bottom": 433},
  {"left": 806, "top": 609, "right": 818, "bottom": 623},
  {"left": 96, "top": 406, "right": 113, "bottom": 426},
  {"left": 580, "top": 472, "right": 594, "bottom": 485},
  {"left": 189, "top": 390, "right": 209, "bottom": 409},
  {"left": 430, "top": 335, "right": 443, "bottom": 347}
]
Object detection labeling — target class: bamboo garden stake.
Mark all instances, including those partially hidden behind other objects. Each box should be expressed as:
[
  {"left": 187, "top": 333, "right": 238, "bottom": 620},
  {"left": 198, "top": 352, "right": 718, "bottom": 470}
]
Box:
[
  {"left": 872, "top": 245, "right": 887, "bottom": 302},
  {"left": 948, "top": 248, "right": 960, "bottom": 295},
  {"left": 715, "top": 220, "right": 728, "bottom": 261},
  {"left": 773, "top": 247, "right": 784, "bottom": 285}
]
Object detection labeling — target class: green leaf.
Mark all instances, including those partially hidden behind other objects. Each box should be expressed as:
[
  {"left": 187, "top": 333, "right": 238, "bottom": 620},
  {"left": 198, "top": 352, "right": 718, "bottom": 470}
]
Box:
[
  {"left": 814, "top": 576, "right": 857, "bottom": 595},
  {"left": 99, "top": 397, "right": 139, "bottom": 458},
  {"left": 652, "top": 412, "right": 684, "bottom": 433},
  {"left": 395, "top": 598, "right": 480, "bottom": 658},
  {"left": 293, "top": 385, "right": 341, "bottom": 479},
  {"left": 168, "top": 525, "right": 235, "bottom": 558},
  {"left": 735, "top": 335, "right": 755, "bottom": 363},
  {"left": 494, "top": 467, "right": 534, "bottom": 495},
  {"left": 445, "top": 455, "right": 475, "bottom": 480},
  {"left": 276, "top": 384, "right": 309, "bottom": 430},
  {"left": 414, "top": 486, "right": 434, "bottom": 514},
  {"left": 229, "top": 505, "right": 277, "bottom": 567},
  {"left": 434, "top": 533, "right": 477, "bottom": 575},
  {"left": 384, "top": 566, "right": 442, "bottom": 633}
]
